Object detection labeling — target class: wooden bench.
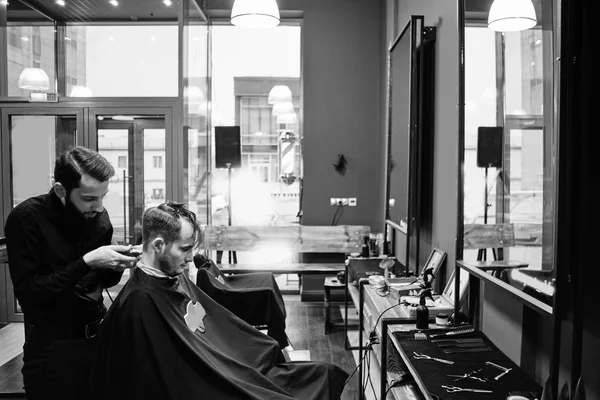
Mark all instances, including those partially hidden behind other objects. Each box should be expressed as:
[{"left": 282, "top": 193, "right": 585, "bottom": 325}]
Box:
[{"left": 202, "top": 225, "right": 371, "bottom": 301}]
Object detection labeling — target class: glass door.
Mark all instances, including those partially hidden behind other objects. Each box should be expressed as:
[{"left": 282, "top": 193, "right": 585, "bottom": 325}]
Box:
[
  {"left": 0, "top": 108, "right": 84, "bottom": 322},
  {"left": 91, "top": 112, "right": 168, "bottom": 303},
  {"left": 95, "top": 116, "right": 167, "bottom": 245}
]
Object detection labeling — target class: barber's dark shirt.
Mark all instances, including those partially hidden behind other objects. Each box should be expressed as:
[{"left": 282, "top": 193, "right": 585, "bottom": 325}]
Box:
[{"left": 4, "top": 190, "right": 122, "bottom": 327}]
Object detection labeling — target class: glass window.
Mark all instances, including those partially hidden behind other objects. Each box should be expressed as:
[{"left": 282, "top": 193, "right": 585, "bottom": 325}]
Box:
[
  {"left": 211, "top": 25, "right": 301, "bottom": 277},
  {"left": 6, "top": 25, "right": 56, "bottom": 96},
  {"left": 9, "top": 115, "right": 76, "bottom": 207},
  {"left": 464, "top": 17, "right": 556, "bottom": 304},
  {"left": 65, "top": 25, "right": 178, "bottom": 97},
  {"left": 183, "top": 2, "right": 210, "bottom": 226},
  {"left": 153, "top": 156, "right": 163, "bottom": 169}
]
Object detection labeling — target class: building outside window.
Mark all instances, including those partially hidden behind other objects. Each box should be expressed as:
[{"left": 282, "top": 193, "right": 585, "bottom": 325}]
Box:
[
  {"left": 118, "top": 156, "right": 127, "bottom": 168},
  {"left": 211, "top": 25, "right": 301, "bottom": 267},
  {"left": 152, "top": 188, "right": 164, "bottom": 200},
  {"left": 153, "top": 155, "right": 163, "bottom": 169}
]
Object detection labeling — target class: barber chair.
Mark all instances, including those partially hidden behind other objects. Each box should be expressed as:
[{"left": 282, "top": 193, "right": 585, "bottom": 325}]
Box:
[{"left": 193, "top": 254, "right": 288, "bottom": 349}]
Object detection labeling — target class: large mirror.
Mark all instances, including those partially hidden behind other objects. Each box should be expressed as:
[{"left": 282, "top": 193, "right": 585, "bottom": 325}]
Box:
[
  {"left": 460, "top": 0, "right": 558, "bottom": 311},
  {"left": 385, "top": 15, "right": 435, "bottom": 275}
]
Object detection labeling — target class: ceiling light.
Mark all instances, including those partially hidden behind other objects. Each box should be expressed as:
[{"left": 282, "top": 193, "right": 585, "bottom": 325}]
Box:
[
  {"left": 21, "top": 36, "right": 30, "bottom": 42},
  {"left": 64, "top": 36, "right": 71, "bottom": 41},
  {"left": 56, "top": 0, "right": 65, "bottom": 6},
  {"left": 109, "top": 0, "right": 118, "bottom": 5},
  {"left": 18, "top": 68, "right": 50, "bottom": 91},
  {"left": 108, "top": 36, "right": 114, "bottom": 41},
  {"left": 112, "top": 115, "right": 135, "bottom": 121},
  {"left": 268, "top": 85, "right": 292, "bottom": 104},
  {"left": 488, "top": 0, "right": 537, "bottom": 32},
  {"left": 231, "top": 0, "right": 280, "bottom": 28},
  {"left": 69, "top": 85, "right": 93, "bottom": 97},
  {"left": 163, "top": 0, "right": 172, "bottom": 6},
  {"left": 1, "top": 1, "right": 8, "bottom": 6},
  {"left": 276, "top": 112, "right": 297, "bottom": 125}
]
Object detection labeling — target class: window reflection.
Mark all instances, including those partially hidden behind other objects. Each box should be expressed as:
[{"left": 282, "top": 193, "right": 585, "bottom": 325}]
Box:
[
  {"left": 464, "top": 23, "right": 555, "bottom": 303},
  {"left": 66, "top": 25, "right": 178, "bottom": 97},
  {"left": 9, "top": 115, "right": 76, "bottom": 206},
  {"left": 211, "top": 25, "right": 302, "bottom": 269}
]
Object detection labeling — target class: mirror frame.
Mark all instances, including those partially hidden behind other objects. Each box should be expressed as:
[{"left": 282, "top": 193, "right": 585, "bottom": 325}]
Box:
[{"left": 385, "top": 15, "right": 423, "bottom": 272}]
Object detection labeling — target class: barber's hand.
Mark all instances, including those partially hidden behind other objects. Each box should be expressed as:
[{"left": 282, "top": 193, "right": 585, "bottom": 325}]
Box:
[{"left": 83, "top": 245, "right": 139, "bottom": 270}]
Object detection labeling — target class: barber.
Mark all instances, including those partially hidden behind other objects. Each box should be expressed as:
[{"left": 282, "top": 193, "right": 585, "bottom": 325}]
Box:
[{"left": 4, "top": 146, "right": 138, "bottom": 400}]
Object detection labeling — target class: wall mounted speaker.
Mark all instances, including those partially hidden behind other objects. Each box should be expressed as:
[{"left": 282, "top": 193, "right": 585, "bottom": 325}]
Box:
[
  {"left": 215, "top": 126, "right": 241, "bottom": 169},
  {"left": 477, "top": 126, "right": 503, "bottom": 168}
]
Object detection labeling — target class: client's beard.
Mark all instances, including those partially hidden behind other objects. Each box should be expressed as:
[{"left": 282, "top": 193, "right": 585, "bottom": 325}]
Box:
[{"left": 158, "top": 251, "right": 182, "bottom": 277}]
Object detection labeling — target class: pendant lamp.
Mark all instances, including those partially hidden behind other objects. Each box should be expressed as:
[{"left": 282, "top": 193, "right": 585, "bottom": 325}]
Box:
[
  {"left": 267, "top": 85, "right": 292, "bottom": 104},
  {"left": 272, "top": 101, "right": 294, "bottom": 116},
  {"left": 231, "top": 0, "right": 280, "bottom": 28},
  {"left": 18, "top": 68, "right": 50, "bottom": 90},
  {"left": 488, "top": 0, "right": 537, "bottom": 32}
]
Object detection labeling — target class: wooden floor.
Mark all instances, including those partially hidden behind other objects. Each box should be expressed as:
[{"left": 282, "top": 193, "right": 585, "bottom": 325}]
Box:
[{"left": 0, "top": 295, "right": 363, "bottom": 400}]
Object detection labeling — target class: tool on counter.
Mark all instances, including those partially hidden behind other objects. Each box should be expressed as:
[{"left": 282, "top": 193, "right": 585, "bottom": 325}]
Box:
[
  {"left": 447, "top": 368, "right": 488, "bottom": 383},
  {"left": 412, "top": 351, "right": 454, "bottom": 365},
  {"left": 442, "top": 385, "right": 493, "bottom": 393},
  {"left": 414, "top": 331, "right": 428, "bottom": 340},
  {"left": 438, "top": 342, "right": 490, "bottom": 348},
  {"left": 430, "top": 326, "right": 475, "bottom": 338},
  {"left": 485, "top": 361, "right": 512, "bottom": 380},
  {"left": 431, "top": 338, "right": 484, "bottom": 344},
  {"left": 443, "top": 346, "right": 492, "bottom": 354}
]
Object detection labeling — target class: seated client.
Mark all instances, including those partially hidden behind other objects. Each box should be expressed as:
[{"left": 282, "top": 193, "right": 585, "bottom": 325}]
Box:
[{"left": 92, "top": 202, "right": 348, "bottom": 400}]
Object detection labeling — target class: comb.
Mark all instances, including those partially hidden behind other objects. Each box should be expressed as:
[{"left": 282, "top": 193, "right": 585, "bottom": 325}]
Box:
[
  {"left": 431, "top": 338, "right": 484, "bottom": 344},
  {"left": 437, "top": 342, "right": 488, "bottom": 348},
  {"left": 430, "top": 326, "right": 475, "bottom": 338},
  {"left": 443, "top": 346, "right": 492, "bottom": 354}
]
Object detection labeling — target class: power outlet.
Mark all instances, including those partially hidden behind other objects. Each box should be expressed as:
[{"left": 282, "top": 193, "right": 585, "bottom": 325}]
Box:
[
  {"left": 340, "top": 198, "right": 349, "bottom": 206},
  {"left": 348, "top": 197, "right": 357, "bottom": 206},
  {"left": 330, "top": 197, "right": 338, "bottom": 206}
]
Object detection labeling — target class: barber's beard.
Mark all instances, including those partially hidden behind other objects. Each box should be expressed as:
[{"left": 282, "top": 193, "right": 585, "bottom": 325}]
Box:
[{"left": 64, "top": 195, "right": 97, "bottom": 229}]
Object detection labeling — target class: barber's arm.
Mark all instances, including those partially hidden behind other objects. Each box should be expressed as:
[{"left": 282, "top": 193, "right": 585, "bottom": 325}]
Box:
[{"left": 5, "top": 210, "right": 136, "bottom": 309}]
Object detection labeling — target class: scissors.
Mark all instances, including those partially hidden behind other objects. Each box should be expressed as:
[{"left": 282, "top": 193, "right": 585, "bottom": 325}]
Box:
[
  {"left": 447, "top": 368, "right": 488, "bottom": 382},
  {"left": 412, "top": 352, "right": 454, "bottom": 365},
  {"left": 442, "top": 385, "right": 493, "bottom": 393}
]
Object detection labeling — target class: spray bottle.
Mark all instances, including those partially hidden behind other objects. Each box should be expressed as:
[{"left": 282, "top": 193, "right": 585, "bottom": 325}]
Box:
[{"left": 416, "top": 288, "right": 433, "bottom": 329}]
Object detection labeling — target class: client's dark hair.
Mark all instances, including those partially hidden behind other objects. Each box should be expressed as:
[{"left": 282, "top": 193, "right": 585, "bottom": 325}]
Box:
[
  {"left": 142, "top": 201, "right": 202, "bottom": 250},
  {"left": 54, "top": 146, "right": 115, "bottom": 192}
]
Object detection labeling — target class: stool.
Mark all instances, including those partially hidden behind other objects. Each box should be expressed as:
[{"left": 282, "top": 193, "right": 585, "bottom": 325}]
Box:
[{"left": 324, "top": 276, "right": 345, "bottom": 334}]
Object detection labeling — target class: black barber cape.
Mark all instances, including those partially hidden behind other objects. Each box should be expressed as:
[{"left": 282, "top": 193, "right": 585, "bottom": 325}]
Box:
[
  {"left": 194, "top": 255, "right": 288, "bottom": 348},
  {"left": 92, "top": 268, "right": 348, "bottom": 400}
]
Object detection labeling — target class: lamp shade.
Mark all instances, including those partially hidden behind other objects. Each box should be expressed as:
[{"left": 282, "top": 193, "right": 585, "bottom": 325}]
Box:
[
  {"left": 231, "top": 0, "right": 280, "bottom": 28},
  {"left": 18, "top": 68, "right": 50, "bottom": 90},
  {"left": 276, "top": 112, "right": 297, "bottom": 125},
  {"left": 69, "top": 85, "right": 93, "bottom": 97},
  {"left": 272, "top": 101, "right": 294, "bottom": 116},
  {"left": 268, "top": 85, "right": 292, "bottom": 104},
  {"left": 488, "top": 0, "right": 537, "bottom": 32}
]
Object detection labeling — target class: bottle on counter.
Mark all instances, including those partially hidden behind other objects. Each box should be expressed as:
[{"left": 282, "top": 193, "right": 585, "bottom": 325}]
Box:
[
  {"left": 416, "top": 288, "right": 431, "bottom": 329},
  {"left": 361, "top": 236, "right": 370, "bottom": 258}
]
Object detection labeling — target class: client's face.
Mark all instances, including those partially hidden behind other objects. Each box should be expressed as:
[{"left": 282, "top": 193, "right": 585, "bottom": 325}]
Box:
[{"left": 158, "top": 219, "right": 195, "bottom": 277}]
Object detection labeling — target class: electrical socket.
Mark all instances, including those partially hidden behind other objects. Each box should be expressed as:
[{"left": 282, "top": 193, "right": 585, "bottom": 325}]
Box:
[
  {"left": 340, "top": 198, "right": 349, "bottom": 206},
  {"left": 348, "top": 197, "right": 357, "bottom": 206},
  {"left": 330, "top": 197, "right": 338, "bottom": 206}
]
